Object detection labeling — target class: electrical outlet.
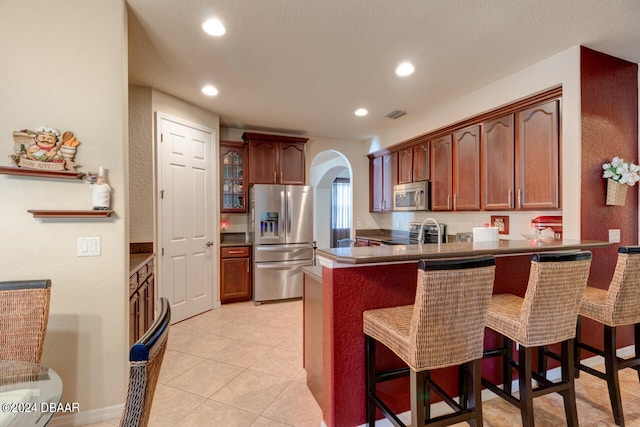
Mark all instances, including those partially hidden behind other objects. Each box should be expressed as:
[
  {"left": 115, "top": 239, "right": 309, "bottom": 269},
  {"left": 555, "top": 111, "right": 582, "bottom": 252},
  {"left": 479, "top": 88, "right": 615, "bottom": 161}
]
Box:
[
  {"left": 609, "top": 229, "right": 621, "bottom": 243},
  {"left": 77, "top": 237, "right": 101, "bottom": 256}
]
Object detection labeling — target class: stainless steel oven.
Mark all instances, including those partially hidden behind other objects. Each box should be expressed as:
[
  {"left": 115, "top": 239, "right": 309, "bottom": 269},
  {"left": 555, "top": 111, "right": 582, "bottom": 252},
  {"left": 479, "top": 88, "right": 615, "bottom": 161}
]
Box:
[
  {"left": 409, "top": 222, "right": 447, "bottom": 244},
  {"left": 393, "top": 181, "right": 429, "bottom": 211}
]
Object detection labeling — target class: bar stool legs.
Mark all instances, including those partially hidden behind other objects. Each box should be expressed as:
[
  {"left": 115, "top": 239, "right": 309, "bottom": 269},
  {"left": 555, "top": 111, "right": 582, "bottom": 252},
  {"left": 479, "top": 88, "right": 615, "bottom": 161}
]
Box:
[
  {"left": 365, "top": 334, "right": 484, "bottom": 427},
  {"left": 575, "top": 317, "right": 640, "bottom": 426},
  {"left": 483, "top": 339, "right": 578, "bottom": 427}
]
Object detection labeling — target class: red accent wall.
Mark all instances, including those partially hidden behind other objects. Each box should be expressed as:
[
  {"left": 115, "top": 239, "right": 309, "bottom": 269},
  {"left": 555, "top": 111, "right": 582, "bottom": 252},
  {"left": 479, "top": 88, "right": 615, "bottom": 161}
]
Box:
[{"left": 580, "top": 46, "right": 638, "bottom": 348}]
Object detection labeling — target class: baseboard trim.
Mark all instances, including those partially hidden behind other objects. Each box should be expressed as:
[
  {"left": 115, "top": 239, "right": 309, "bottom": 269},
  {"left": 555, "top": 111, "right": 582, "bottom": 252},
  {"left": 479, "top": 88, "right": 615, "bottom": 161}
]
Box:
[{"left": 47, "top": 403, "right": 123, "bottom": 427}]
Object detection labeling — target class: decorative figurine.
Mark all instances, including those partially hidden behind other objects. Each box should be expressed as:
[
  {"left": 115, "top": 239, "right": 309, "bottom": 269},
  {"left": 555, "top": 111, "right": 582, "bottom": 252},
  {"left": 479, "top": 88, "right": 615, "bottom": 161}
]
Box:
[
  {"left": 90, "top": 167, "right": 111, "bottom": 210},
  {"left": 10, "top": 126, "right": 81, "bottom": 171}
]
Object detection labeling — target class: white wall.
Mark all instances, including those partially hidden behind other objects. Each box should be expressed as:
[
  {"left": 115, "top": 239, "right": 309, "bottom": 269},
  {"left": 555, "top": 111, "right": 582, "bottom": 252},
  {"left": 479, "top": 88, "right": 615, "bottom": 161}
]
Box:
[
  {"left": 367, "top": 46, "right": 582, "bottom": 239},
  {"left": 0, "top": 0, "right": 128, "bottom": 417}
]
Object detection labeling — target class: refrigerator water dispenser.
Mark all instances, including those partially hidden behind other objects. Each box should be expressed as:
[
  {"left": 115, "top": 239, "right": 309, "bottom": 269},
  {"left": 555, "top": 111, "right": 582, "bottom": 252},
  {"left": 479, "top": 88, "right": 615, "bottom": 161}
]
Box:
[{"left": 260, "top": 212, "right": 279, "bottom": 237}]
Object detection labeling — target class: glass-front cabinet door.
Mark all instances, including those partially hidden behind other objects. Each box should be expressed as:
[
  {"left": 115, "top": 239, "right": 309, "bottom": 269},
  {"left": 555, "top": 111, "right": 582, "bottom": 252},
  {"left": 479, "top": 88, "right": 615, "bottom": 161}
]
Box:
[{"left": 220, "top": 141, "right": 247, "bottom": 213}]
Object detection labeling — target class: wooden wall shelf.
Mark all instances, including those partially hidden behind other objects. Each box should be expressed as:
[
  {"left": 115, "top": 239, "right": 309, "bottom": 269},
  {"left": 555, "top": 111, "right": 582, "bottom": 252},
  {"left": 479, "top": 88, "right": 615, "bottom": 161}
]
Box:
[
  {"left": 0, "top": 166, "right": 85, "bottom": 180},
  {"left": 27, "top": 210, "right": 114, "bottom": 218}
]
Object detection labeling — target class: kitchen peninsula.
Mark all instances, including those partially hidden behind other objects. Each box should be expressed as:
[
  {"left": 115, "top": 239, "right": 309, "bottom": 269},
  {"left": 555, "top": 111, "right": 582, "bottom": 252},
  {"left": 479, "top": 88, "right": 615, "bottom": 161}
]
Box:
[{"left": 314, "top": 239, "right": 611, "bottom": 427}]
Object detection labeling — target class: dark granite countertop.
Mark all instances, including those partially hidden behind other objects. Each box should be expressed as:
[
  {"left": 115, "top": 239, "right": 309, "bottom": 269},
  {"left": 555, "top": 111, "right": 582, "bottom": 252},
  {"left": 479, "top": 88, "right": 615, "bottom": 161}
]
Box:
[
  {"left": 220, "top": 232, "right": 250, "bottom": 247},
  {"left": 317, "top": 239, "right": 611, "bottom": 265}
]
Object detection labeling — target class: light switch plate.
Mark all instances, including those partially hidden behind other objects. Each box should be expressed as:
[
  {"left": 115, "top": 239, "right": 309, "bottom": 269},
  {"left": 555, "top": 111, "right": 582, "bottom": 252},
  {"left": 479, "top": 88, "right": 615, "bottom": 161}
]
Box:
[
  {"left": 609, "top": 229, "right": 621, "bottom": 243},
  {"left": 77, "top": 237, "right": 101, "bottom": 256}
]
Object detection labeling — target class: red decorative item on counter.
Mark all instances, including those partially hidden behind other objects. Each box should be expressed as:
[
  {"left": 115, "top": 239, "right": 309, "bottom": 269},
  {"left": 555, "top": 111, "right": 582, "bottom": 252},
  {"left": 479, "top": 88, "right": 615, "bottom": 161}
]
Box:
[{"left": 531, "top": 216, "right": 563, "bottom": 236}]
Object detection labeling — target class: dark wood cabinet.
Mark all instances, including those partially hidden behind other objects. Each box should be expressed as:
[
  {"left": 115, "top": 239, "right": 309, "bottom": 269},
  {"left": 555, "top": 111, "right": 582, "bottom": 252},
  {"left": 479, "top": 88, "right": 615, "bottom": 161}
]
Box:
[
  {"left": 355, "top": 237, "right": 380, "bottom": 247},
  {"left": 279, "top": 142, "right": 306, "bottom": 184},
  {"left": 247, "top": 139, "right": 278, "bottom": 184},
  {"left": 220, "top": 140, "right": 247, "bottom": 213},
  {"left": 220, "top": 246, "right": 251, "bottom": 303},
  {"left": 369, "top": 152, "right": 397, "bottom": 212},
  {"left": 367, "top": 89, "right": 561, "bottom": 214},
  {"left": 398, "top": 147, "right": 413, "bottom": 184},
  {"left": 453, "top": 126, "right": 481, "bottom": 210},
  {"left": 482, "top": 115, "right": 515, "bottom": 210},
  {"left": 129, "top": 256, "right": 155, "bottom": 346},
  {"left": 430, "top": 135, "right": 453, "bottom": 211},
  {"left": 412, "top": 141, "right": 430, "bottom": 182},
  {"left": 515, "top": 100, "right": 560, "bottom": 210},
  {"left": 243, "top": 132, "right": 308, "bottom": 185},
  {"left": 355, "top": 237, "right": 370, "bottom": 247},
  {"left": 397, "top": 141, "right": 429, "bottom": 184}
]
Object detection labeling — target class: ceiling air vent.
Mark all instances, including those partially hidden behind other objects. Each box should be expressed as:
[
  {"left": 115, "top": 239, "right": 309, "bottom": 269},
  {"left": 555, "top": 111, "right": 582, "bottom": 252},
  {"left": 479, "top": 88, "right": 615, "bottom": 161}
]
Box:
[{"left": 385, "top": 110, "right": 407, "bottom": 119}]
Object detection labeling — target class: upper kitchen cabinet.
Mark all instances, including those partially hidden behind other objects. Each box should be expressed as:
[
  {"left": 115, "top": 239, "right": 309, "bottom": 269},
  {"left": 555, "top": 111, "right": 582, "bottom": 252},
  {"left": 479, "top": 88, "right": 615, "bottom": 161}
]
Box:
[
  {"left": 220, "top": 140, "right": 247, "bottom": 213},
  {"left": 397, "top": 141, "right": 429, "bottom": 184},
  {"left": 369, "top": 151, "right": 397, "bottom": 212},
  {"left": 412, "top": 141, "right": 430, "bottom": 182},
  {"left": 243, "top": 132, "right": 309, "bottom": 185},
  {"left": 453, "top": 126, "right": 480, "bottom": 210},
  {"left": 515, "top": 99, "right": 560, "bottom": 210},
  {"left": 430, "top": 135, "right": 453, "bottom": 211},
  {"left": 397, "top": 147, "right": 413, "bottom": 184},
  {"left": 482, "top": 115, "right": 515, "bottom": 210}
]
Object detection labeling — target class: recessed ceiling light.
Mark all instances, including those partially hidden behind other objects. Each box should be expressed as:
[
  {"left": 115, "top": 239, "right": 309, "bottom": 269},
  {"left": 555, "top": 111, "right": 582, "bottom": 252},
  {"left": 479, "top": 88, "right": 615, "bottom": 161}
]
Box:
[
  {"left": 354, "top": 108, "right": 368, "bottom": 117},
  {"left": 202, "top": 85, "right": 218, "bottom": 96},
  {"left": 202, "top": 18, "right": 226, "bottom": 36},
  {"left": 395, "top": 62, "right": 415, "bottom": 77}
]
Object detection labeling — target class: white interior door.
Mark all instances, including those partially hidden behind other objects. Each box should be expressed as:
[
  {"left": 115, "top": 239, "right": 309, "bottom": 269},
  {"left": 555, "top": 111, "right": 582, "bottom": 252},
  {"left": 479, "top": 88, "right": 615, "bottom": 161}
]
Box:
[{"left": 157, "top": 113, "right": 216, "bottom": 323}]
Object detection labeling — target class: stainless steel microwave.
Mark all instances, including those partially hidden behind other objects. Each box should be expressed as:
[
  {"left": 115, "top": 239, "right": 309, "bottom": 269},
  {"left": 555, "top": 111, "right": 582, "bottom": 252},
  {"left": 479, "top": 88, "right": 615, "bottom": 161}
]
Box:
[{"left": 393, "top": 181, "right": 430, "bottom": 211}]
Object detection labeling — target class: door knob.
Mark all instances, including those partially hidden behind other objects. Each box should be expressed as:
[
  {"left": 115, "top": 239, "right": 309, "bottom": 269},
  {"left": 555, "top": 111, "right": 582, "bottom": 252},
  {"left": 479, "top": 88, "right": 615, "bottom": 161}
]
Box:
[{"left": 205, "top": 241, "right": 214, "bottom": 247}]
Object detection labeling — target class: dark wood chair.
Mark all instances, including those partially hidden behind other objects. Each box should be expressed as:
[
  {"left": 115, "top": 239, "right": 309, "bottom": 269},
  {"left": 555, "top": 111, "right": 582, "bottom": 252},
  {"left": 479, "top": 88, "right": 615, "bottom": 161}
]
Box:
[
  {"left": 364, "top": 256, "right": 496, "bottom": 426},
  {"left": 575, "top": 246, "right": 640, "bottom": 426},
  {"left": 0, "top": 279, "right": 51, "bottom": 364},
  {"left": 482, "top": 251, "right": 592, "bottom": 427},
  {"left": 119, "top": 297, "right": 171, "bottom": 427}
]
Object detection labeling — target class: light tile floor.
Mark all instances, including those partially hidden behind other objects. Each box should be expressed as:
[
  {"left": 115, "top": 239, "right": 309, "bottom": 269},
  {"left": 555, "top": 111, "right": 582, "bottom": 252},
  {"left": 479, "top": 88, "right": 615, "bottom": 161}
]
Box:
[{"left": 85, "top": 300, "right": 640, "bottom": 427}]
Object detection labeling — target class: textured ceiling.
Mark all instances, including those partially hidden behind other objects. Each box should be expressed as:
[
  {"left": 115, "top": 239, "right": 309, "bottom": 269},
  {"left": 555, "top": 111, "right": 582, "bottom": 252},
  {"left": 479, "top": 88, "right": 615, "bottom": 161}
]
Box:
[{"left": 127, "top": 0, "right": 640, "bottom": 141}]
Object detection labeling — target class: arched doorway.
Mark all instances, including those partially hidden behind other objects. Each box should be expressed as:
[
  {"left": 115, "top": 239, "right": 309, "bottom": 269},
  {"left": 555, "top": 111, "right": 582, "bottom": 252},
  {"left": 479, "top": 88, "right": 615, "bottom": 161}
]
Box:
[{"left": 310, "top": 151, "right": 354, "bottom": 249}]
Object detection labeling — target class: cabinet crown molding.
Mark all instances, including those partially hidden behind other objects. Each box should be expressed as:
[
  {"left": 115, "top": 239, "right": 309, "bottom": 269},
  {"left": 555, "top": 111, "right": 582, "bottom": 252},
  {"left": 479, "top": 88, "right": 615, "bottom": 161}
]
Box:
[{"left": 242, "top": 132, "right": 309, "bottom": 144}]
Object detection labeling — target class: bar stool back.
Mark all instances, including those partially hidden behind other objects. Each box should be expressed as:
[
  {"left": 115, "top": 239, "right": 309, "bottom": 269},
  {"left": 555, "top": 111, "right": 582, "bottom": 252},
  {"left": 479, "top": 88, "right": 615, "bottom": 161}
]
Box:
[
  {"left": 482, "top": 251, "right": 592, "bottom": 427},
  {"left": 363, "top": 255, "right": 496, "bottom": 427},
  {"left": 575, "top": 246, "right": 640, "bottom": 426}
]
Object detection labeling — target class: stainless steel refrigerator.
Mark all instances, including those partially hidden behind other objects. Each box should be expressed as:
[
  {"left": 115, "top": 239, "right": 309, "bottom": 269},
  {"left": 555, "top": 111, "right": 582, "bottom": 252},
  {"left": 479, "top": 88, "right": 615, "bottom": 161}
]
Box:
[{"left": 248, "top": 184, "right": 314, "bottom": 303}]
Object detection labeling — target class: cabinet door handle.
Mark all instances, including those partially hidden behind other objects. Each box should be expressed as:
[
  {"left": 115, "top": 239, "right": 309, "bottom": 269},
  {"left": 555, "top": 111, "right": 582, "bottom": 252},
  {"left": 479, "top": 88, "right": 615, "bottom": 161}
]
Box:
[
  {"left": 453, "top": 194, "right": 457, "bottom": 210},
  {"left": 273, "top": 170, "right": 276, "bottom": 183},
  {"left": 227, "top": 250, "right": 244, "bottom": 254},
  {"left": 508, "top": 189, "right": 512, "bottom": 208},
  {"left": 280, "top": 171, "right": 283, "bottom": 183},
  {"left": 447, "top": 194, "right": 451, "bottom": 210},
  {"left": 517, "top": 188, "right": 522, "bottom": 208}
]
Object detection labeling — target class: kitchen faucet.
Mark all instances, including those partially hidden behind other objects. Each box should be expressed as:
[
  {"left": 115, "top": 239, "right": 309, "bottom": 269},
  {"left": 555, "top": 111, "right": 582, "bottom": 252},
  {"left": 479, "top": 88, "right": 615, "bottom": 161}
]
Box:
[{"left": 418, "top": 217, "right": 442, "bottom": 251}]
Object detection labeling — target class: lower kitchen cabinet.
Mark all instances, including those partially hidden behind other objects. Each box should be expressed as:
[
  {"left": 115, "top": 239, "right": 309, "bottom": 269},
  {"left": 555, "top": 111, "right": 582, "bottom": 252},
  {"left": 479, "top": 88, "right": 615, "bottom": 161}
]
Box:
[
  {"left": 129, "top": 255, "right": 155, "bottom": 346},
  {"left": 220, "top": 245, "right": 252, "bottom": 303}
]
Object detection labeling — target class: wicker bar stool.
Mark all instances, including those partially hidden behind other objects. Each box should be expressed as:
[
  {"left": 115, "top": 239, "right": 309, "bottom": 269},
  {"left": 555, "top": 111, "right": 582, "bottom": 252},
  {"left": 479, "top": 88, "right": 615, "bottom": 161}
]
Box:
[
  {"left": 0, "top": 279, "right": 51, "bottom": 364},
  {"left": 120, "top": 297, "right": 171, "bottom": 427},
  {"left": 364, "top": 256, "right": 496, "bottom": 427},
  {"left": 482, "top": 251, "right": 592, "bottom": 427},
  {"left": 574, "top": 246, "right": 640, "bottom": 426}
]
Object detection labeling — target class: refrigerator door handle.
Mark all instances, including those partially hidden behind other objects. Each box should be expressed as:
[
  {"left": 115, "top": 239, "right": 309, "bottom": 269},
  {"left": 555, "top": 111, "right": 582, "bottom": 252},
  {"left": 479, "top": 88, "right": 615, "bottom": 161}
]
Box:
[
  {"left": 287, "top": 190, "right": 292, "bottom": 237},
  {"left": 280, "top": 189, "right": 286, "bottom": 240}
]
